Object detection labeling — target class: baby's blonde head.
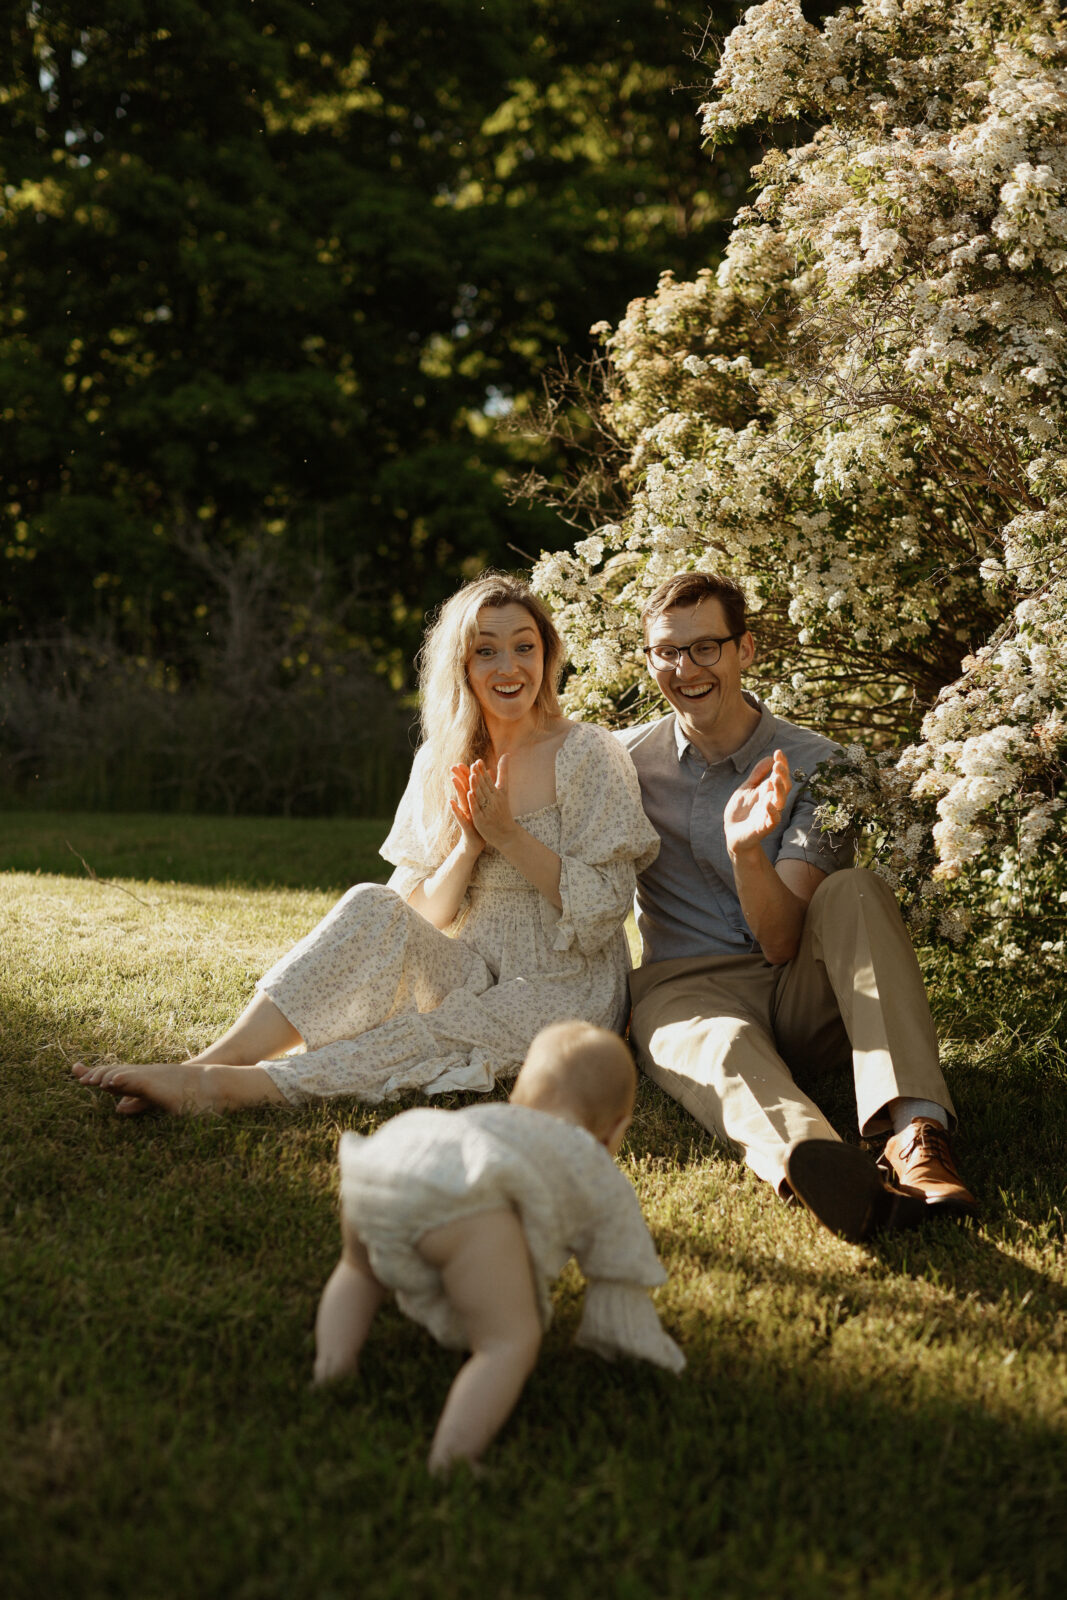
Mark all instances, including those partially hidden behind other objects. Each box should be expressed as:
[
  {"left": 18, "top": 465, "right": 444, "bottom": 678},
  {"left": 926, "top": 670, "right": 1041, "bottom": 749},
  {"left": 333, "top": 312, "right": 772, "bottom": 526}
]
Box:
[{"left": 510, "top": 1022, "right": 636, "bottom": 1146}]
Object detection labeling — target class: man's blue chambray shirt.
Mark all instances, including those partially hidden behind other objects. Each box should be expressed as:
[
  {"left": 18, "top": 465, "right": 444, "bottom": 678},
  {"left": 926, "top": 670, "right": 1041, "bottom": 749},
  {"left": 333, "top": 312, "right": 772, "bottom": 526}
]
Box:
[{"left": 616, "top": 693, "right": 853, "bottom": 964}]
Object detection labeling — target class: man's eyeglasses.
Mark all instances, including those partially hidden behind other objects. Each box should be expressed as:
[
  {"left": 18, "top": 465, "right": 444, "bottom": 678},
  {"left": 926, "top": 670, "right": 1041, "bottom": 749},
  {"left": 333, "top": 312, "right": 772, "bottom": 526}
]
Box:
[{"left": 643, "top": 633, "right": 744, "bottom": 670}]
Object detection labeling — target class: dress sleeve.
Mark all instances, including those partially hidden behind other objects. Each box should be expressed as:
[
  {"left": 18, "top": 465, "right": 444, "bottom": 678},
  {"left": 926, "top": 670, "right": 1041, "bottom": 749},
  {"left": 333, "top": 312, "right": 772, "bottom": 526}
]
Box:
[
  {"left": 379, "top": 745, "right": 440, "bottom": 902},
  {"left": 569, "top": 1156, "right": 685, "bottom": 1374},
  {"left": 575, "top": 1283, "right": 686, "bottom": 1374},
  {"left": 550, "top": 724, "right": 662, "bottom": 955}
]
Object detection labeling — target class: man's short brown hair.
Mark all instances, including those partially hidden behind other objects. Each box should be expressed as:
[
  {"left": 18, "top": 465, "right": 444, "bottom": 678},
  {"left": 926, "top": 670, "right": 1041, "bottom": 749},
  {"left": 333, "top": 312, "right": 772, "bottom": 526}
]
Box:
[{"left": 640, "top": 571, "right": 749, "bottom": 639}]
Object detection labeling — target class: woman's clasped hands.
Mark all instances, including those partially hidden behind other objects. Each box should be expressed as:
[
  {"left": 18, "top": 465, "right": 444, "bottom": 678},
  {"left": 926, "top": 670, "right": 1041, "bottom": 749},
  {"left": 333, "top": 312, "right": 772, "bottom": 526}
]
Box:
[{"left": 450, "top": 755, "right": 516, "bottom": 852}]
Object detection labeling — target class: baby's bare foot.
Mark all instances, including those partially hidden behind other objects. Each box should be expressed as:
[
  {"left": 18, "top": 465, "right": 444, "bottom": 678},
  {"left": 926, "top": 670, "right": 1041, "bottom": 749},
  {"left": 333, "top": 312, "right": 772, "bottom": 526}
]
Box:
[
  {"left": 312, "top": 1354, "right": 359, "bottom": 1386},
  {"left": 427, "top": 1451, "right": 488, "bottom": 1480}
]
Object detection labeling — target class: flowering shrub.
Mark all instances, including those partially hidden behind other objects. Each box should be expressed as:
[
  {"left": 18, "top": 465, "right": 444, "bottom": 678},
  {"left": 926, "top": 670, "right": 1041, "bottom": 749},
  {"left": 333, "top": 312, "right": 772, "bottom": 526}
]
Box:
[{"left": 532, "top": 0, "right": 1067, "bottom": 963}]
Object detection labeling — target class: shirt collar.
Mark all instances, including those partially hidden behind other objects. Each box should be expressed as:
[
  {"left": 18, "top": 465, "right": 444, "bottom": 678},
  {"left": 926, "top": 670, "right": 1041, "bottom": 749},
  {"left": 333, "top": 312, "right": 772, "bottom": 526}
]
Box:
[{"left": 671, "top": 691, "right": 779, "bottom": 773}]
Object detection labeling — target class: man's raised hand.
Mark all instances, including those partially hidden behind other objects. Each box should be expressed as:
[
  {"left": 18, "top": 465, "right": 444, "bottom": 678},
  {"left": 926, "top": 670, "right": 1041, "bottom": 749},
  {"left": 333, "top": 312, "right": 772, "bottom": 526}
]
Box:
[{"left": 724, "top": 748, "right": 792, "bottom": 858}]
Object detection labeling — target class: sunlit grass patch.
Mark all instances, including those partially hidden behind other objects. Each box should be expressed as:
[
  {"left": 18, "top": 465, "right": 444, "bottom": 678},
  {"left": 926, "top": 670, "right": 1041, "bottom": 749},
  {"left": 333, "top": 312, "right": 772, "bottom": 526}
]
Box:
[{"left": 2, "top": 828, "right": 1065, "bottom": 1600}]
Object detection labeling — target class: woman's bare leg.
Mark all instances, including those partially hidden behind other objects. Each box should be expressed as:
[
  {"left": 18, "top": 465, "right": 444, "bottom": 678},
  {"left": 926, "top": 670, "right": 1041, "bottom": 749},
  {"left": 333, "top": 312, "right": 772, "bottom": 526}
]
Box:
[
  {"left": 71, "top": 993, "right": 302, "bottom": 1114},
  {"left": 417, "top": 1209, "right": 542, "bottom": 1474},
  {"left": 313, "top": 1221, "right": 386, "bottom": 1383},
  {"left": 189, "top": 992, "right": 303, "bottom": 1065}
]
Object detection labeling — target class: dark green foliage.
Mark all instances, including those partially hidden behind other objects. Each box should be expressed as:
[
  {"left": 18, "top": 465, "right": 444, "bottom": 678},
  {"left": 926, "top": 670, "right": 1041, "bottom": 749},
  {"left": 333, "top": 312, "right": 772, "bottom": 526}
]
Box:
[
  {"left": 0, "top": 0, "right": 750, "bottom": 676},
  {"left": 0, "top": 615, "right": 415, "bottom": 815}
]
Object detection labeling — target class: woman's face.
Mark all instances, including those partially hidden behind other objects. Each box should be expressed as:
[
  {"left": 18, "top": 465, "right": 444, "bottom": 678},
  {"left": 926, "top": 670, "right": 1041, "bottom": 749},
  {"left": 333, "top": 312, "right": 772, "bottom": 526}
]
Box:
[{"left": 466, "top": 603, "right": 545, "bottom": 725}]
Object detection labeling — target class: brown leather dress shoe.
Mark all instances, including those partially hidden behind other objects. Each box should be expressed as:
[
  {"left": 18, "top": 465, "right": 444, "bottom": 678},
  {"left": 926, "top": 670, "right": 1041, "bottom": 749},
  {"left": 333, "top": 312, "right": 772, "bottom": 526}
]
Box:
[{"left": 879, "top": 1118, "right": 978, "bottom": 1217}]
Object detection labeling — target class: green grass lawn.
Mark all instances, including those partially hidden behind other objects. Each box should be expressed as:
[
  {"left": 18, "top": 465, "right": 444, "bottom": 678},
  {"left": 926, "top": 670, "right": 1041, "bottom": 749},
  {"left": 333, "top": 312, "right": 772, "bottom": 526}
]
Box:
[
  {"left": 2, "top": 814, "right": 1065, "bottom": 1600},
  {"left": 0, "top": 809, "right": 391, "bottom": 891}
]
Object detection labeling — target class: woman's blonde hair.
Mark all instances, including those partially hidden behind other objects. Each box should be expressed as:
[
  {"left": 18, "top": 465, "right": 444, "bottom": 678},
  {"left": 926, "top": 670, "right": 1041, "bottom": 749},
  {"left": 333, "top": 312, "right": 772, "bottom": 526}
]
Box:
[{"left": 416, "top": 572, "right": 565, "bottom": 862}]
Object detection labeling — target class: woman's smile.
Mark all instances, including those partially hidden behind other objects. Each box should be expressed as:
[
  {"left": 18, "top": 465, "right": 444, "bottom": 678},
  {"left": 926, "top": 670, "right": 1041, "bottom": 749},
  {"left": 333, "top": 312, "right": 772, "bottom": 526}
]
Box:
[{"left": 468, "top": 603, "right": 545, "bottom": 723}]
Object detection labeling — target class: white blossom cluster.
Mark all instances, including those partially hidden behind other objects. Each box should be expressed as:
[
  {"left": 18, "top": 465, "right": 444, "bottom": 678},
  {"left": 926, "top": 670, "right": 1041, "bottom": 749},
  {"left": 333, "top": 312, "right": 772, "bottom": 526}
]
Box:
[{"left": 533, "top": 0, "right": 1067, "bottom": 964}]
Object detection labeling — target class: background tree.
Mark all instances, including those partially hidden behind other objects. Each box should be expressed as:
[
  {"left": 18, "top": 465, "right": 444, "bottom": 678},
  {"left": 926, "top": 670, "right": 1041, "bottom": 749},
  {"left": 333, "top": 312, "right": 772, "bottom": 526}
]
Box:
[
  {"left": 0, "top": 0, "right": 764, "bottom": 811},
  {"left": 0, "top": 0, "right": 753, "bottom": 685},
  {"left": 533, "top": 0, "right": 1067, "bottom": 967}
]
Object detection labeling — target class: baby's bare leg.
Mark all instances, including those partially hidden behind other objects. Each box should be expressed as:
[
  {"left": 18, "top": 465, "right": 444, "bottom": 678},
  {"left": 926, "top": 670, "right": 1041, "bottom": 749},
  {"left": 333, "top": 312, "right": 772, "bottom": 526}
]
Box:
[
  {"left": 417, "top": 1209, "right": 542, "bottom": 1474},
  {"left": 313, "top": 1218, "right": 386, "bottom": 1384}
]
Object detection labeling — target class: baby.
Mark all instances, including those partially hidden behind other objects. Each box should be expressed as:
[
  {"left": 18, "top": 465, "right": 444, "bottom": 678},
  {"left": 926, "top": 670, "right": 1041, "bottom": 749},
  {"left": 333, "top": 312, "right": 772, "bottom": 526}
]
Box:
[{"left": 313, "top": 1020, "right": 684, "bottom": 1472}]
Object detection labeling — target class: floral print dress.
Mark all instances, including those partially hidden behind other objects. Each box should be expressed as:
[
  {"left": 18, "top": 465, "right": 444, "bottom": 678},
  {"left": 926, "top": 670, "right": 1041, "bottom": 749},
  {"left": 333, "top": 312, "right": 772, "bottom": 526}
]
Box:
[{"left": 258, "top": 722, "right": 660, "bottom": 1104}]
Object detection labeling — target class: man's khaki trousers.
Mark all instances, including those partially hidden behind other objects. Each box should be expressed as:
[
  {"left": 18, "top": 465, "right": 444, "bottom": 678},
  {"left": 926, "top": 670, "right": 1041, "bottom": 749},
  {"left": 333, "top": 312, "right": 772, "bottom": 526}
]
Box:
[{"left": 629, "top": 868, "right": 955, "bottom": 1195}]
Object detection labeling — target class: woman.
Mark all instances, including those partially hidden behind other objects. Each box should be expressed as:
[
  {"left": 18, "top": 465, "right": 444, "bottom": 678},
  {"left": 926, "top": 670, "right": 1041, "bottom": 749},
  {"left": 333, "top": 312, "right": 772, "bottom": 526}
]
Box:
[{"left": 73, "top": 573, "right": 660, "bottom": 1114}]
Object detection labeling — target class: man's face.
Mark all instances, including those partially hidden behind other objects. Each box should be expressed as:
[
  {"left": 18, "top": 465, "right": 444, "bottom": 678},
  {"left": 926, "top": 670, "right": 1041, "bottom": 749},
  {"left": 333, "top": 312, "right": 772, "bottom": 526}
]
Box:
[{"left": 644, "top": 597, "right": 754, "bottom": 742}]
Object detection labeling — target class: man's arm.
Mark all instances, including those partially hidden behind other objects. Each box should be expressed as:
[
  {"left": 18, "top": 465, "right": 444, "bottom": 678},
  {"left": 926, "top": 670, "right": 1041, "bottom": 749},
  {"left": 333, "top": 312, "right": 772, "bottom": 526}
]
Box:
[{"left": 724, "top": 750, "right": 826, "bottom": 965}]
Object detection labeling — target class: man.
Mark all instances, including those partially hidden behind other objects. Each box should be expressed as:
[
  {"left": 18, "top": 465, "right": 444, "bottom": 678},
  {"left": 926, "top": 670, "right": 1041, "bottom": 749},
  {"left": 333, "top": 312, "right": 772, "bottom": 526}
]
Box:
[{"left": 618, "top": 571, "right": 976, "bottom": 1242}]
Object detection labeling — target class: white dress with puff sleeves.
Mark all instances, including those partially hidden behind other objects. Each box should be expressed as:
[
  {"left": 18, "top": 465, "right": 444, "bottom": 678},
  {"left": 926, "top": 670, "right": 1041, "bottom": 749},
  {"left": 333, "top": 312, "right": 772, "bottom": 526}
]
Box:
[{"left": 257, "top": 723, "right": 660, "bottom": 1104}]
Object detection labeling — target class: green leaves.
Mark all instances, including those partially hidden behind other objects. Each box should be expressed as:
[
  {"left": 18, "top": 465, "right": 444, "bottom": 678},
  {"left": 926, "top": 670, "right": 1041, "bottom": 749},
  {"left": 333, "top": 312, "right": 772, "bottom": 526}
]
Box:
[{"left": 1, "top": 0, "right": 745, "bottom": 673}]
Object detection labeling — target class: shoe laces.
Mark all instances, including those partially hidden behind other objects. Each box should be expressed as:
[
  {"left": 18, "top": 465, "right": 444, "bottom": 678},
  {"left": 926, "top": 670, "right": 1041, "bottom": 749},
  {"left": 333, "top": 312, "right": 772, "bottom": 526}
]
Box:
[{"left": 901, "top": 1120, "right": 955, "bottom": 1172}]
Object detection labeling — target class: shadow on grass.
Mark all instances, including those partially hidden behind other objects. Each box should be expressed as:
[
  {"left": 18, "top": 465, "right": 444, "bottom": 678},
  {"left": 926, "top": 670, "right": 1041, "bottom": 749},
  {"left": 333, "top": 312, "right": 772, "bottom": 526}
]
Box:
[
  {"left": 0, "top": 998, "right": 114, "bottom": 1080},
  {"left": 4, "top": 1169, "right": 1065, "bottom": 1600},
  {"left": 3, "top": 1053, "right": 1066, "bottom": 1599},
  {"left": 0, "top": 811, "right": 392, "bottom": 892}
]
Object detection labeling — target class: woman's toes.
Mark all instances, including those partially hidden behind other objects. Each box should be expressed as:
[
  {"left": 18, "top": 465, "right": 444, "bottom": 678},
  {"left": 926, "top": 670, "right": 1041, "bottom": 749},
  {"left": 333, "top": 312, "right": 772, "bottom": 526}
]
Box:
[
  {"left": 96, "top": 1069, "right": 136, "bottom": 1098},
  {"left": 115, "top": 1094, "right": 151, "bottom": 1115}
]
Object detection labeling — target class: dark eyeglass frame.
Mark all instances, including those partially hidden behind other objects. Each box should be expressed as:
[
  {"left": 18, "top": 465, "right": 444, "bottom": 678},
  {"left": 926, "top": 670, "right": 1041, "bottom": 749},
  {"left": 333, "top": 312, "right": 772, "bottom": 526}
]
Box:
[{"left": 643, "top": 632, "right": 744, "bottom": 669}]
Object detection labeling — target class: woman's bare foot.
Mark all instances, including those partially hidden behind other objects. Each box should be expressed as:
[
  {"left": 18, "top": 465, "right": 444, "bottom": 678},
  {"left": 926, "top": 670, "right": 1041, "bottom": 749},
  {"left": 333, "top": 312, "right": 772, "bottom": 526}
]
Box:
[
  {"left": 73, "top": 1059, "right": 220, "bottom": 1114},
  {"left": 115, "top": 1093, "right": 152, "bottom": 1116},
  {"left": 70, "top": 1060, "right": 153, "bottom": 1115},
  {"left": 71, "top": 1060, "right": 286, "bottom": 1115}
]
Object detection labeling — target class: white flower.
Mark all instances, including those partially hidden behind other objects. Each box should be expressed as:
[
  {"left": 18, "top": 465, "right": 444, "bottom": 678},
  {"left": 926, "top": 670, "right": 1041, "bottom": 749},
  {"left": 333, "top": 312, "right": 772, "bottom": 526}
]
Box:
[
  {"left": 573, "top": 536, "right": 605, "bottom": 566},
  {"left": 540, "top": 0, "right": 1067, "bottom": 959}
]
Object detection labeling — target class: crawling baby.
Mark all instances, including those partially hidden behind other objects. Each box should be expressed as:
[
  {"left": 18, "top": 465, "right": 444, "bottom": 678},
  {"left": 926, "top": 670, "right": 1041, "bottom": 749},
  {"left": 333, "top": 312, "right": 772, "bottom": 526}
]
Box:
[{"left": 313, "top": 1019, "right": 684, "bottom": 1472}]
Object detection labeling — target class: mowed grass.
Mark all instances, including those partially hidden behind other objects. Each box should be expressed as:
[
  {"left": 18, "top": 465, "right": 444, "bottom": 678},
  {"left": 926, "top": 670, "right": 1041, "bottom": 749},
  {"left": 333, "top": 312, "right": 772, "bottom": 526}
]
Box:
[
  {"left": 0, "top": 808, "right": 390, "bottom": 891},
  {"left": 1, "top": 813, "right": 1065, "bottom": 1600}
]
